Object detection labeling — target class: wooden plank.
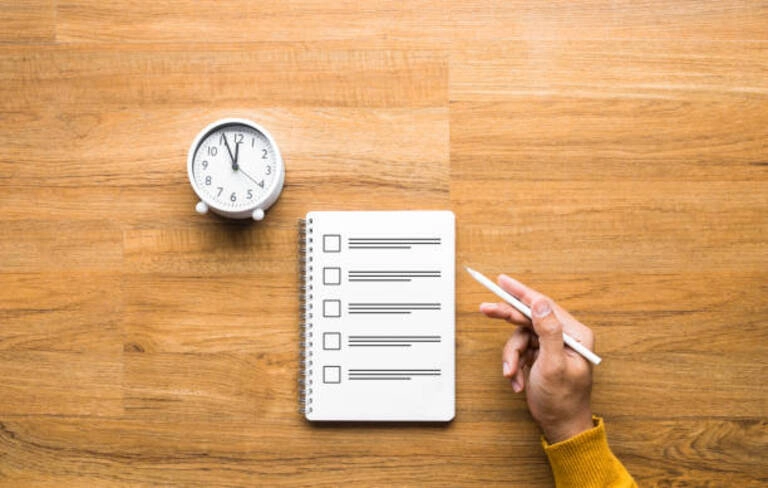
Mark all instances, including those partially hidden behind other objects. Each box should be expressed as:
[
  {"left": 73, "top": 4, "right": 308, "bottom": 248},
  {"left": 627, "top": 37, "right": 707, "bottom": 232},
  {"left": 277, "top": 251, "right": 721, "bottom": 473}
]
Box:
[
  {"left": 0, "top": 45, "right": 447, "bottom": 110},
  {"left": 56, "top": 1, "right": 768, "bottom": 44},
  {"left": 0, "top": 0, "right": 55, "bottom": 43},
  {"left": 451, "top": 1, "right": 768, "bottom": 41},
  {"left": 0, "top": 273, "right": 121, "bottom": 352},
  {"left": 450, "top": 98, "right": 768, "bottom": 182},
  {"left": 123, "top": 352, "right": 294, "bottom": 422},
  {"left": 451, "top": 41, "right": 768, "bottom": 103},
  {"left": 613, "top": 418, "right": 768, "bottom": 485},
  {"left": 0, "top": 352, "right": 122, "bottom": 416},
  {"left": 452, "top": 180, "right": 767, "bottom": 273},
  {"left": 0, "top": 221, "right": 123, "bottom": 273},
  {"left": 56, "top": 0, "right": 454, "bottom": 45},
  {"left": 591, "top": 353, "right": 766, "bottom": 418},
  {"left": 121, "top": 273, "right": 297, "bottom": 353}
]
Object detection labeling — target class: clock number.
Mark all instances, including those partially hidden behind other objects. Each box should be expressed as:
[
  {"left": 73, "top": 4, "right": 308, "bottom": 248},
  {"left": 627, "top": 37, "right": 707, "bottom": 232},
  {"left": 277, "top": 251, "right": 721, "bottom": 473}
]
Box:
[
  {"left": 262, "top": 149, "right": 269, "bottom": 160},
  {"left": 230, "top": 192, "right": 237, "bottom": 202},
  {"left": 247, "top": 189, "right": 253, "bottom": 199},
  {"left": 234, "top": 133, "right": 244, "bottom": 144},
  {"left": 202, "top": 160, "right": 208, "bottom": 170},
  {"left": 265, "top": 165, "right": 272, "bottom": 175},
  {"left": 207, "top": 146, "right": 217, "bottom": 156},
  {"left": 217, "top": 187, "right": 223, "bottom": 197},
  {"left": 205, "top": 176, "right": 212, "bottom": 185},
  {"left": 257, "top": 180, "right": 265, "bottom": 188}
]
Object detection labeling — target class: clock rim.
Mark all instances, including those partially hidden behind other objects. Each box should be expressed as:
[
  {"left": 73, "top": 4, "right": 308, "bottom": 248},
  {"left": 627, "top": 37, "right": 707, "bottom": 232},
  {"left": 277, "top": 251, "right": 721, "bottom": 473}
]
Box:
[{"left": 187, "top": 117, "right": 285, "bottom": 219}]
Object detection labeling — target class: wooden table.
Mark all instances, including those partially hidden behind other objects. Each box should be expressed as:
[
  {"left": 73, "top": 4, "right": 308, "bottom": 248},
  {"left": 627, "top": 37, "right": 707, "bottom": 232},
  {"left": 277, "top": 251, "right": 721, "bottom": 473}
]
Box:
[{"left": 1, "top": 2, "right": 766, "bottom": 486}]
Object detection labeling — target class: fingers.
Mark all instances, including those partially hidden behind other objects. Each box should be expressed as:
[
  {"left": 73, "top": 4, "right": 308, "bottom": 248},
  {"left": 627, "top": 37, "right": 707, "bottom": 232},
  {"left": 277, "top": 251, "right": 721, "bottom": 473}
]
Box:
[
  {"left": 531, "top": 298, "right": 565, "bottom": 372},
  {"left": 502, "top": 327, "right": 531, "bottom": 379},
  {"left": 512, "top": 368, "right": 525, "bottom": 392},
  {"left": 497, "top": 274, "right": 546, "bottom": 307},
  {"left": 480, "top": 302, "right": 531, "bottom": 325},
  {"left": 494, "top": 275, "right": 596, "bottom": 350}
]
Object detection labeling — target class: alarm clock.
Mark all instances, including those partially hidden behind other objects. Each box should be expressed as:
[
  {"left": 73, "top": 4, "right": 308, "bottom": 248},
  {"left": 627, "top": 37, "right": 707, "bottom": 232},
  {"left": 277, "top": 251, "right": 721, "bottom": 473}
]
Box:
[{"left": 187, "top": 118, "right": 285, "bottom": 220}]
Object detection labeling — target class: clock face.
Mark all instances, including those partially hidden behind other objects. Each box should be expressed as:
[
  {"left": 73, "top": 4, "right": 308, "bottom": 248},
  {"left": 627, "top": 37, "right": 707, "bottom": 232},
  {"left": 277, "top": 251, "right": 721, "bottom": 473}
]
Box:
[{"left": 190, "top": 122, "right": 280, "bottom": 212}]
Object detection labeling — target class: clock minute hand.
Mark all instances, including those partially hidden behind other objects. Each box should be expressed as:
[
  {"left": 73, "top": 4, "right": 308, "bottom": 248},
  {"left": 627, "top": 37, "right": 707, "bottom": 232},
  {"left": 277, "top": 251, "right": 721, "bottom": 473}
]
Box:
[
  {"left": 221, "top": 134, "right": 238, "bottom": 170},
  {"left": 238, "top": 167, "right": 263, "bottom": 187}
]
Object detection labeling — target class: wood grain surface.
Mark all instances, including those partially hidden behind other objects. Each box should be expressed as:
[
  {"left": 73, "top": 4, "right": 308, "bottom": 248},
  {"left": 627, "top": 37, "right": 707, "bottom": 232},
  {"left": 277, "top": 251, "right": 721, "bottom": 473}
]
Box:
[{"left": 1, "top": 1, "right": 766, "bottom": 486}]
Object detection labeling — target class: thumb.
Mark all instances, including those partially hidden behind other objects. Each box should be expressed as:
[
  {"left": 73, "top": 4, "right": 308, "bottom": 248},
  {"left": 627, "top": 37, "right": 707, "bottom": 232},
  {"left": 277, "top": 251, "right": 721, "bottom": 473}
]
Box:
[{"left": 531, "top": 299, "right": 564, "bottom": 366}]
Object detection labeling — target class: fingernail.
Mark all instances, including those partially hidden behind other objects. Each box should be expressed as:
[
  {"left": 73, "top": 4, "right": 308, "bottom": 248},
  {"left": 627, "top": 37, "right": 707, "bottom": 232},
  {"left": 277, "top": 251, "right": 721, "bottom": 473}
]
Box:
[
  {"left": 533, "top": 300, "right": 551, "bottom": 318},
  {"left": 502, "top": 361, "right": 511, "bottom": 376},
  {"left": 512, "top": 380, "right": 522, "bottom": 393},
  {"left": 480, "top": 302, "right": 495, "bottom": 310}
]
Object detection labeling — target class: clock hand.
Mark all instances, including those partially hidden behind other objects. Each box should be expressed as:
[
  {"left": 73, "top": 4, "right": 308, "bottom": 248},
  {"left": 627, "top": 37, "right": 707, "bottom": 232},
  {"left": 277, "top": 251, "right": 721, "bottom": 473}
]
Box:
[
  {"left": 238, "top": 167, "right": 263, "bottom": 187},
  {"left": 234, "top": 141, "right": 241, "bottom": 166},
  {"left": 221, "top": 134, "right": 238, "bottom": 170}
]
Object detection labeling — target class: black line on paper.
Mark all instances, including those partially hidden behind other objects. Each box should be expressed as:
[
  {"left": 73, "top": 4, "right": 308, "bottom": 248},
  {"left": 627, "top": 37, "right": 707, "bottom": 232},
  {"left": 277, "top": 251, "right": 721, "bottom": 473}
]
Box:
[
  {"left": 348, "top": 377, "right": 412, "bottom": 380},
  {"left": 349, "top": 238, "right": 441, "bottom": 241},
  {"left": 349, "top": 271, "right": 441, "bottom": 274},
  {"left": 349, "top": 311, "right": 411, "bottom": 314},
  {"left": 349, "top": 339, "right": 440, "bottom": 343},
  {"left": 348, "top": 270, "right": 441, "bottom": 283},
  {"left": 349, "top": 373, "right": 441, "bottom": 376},
  {"left": 349, "top": 307, "right": 441, "bottom": 310},
  {"left": 349, "top": 246, "right": 412, "bottom": 249},
  {"left": 349, "top": 279, "right": 412, "bottom": 282},
  {"left": 349, "top": 369, "right": 441, "bottom": 372},
  {"left": 347, "top": 237, "right": 441, "bottom": 251},
  {"left": 349, "top": 335, "right": 441, "bottom": 339}
]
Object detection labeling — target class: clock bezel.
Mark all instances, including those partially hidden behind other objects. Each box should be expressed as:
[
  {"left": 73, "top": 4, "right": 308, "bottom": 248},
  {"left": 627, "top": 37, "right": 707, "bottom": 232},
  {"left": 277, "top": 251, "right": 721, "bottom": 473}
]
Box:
[{"left": 187, "top": 118, "right": 285, "bottom": 219}]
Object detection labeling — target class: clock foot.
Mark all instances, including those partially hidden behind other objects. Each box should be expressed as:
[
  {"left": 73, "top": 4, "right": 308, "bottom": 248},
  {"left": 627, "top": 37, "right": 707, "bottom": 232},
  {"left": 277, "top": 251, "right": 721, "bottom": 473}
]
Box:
[
  {"left": 252, "top": 208, "right": 265, "bottom": 221},
  {"left": 195, "top": 201, "right": 209, "bottom": 215}
]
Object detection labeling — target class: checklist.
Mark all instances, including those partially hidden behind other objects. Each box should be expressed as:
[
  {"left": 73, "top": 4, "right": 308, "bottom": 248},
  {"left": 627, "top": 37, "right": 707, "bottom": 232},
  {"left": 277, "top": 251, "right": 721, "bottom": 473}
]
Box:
[{"left": 299, "top": 211, "right": 455, "bottom": 421}]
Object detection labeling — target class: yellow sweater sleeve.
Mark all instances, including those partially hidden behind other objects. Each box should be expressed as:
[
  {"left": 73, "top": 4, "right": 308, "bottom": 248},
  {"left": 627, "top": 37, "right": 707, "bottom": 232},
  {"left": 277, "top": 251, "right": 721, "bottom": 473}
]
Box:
[{"left": 542, "top": 416, "right": 636, "bottom": 488}]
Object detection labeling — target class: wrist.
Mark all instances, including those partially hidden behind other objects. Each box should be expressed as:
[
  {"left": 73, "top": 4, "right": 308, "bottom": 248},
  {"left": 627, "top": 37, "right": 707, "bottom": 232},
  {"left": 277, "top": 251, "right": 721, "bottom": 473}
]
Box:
[{"left": 541, "top": 411, "right": 594, "bottom": 444}]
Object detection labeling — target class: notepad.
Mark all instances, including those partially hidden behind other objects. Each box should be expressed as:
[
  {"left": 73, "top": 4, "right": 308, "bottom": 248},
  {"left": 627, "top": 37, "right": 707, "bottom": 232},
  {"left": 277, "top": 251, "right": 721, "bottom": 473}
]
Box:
[{"left": 298, "top": 211, "right": 455, "bottom": 421}]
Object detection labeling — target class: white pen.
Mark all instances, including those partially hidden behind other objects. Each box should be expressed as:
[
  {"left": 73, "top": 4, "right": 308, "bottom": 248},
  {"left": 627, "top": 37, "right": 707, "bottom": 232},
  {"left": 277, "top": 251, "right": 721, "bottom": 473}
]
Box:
[{"left": 465, "top": 267, "right": 602, "bottom": 366}]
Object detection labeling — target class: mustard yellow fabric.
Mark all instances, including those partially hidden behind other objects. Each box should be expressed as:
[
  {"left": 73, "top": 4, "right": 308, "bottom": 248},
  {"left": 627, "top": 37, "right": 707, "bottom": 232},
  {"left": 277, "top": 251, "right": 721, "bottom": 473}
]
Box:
[{"left": 542, "top": 416, "right": 637, "bottom": 487}]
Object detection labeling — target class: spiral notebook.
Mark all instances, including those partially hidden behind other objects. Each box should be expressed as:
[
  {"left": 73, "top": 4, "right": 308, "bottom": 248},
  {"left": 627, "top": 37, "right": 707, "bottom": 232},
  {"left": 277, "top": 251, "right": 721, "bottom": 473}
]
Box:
[{"left": 299, "top": 211, "right": 455, "bottom": 421}]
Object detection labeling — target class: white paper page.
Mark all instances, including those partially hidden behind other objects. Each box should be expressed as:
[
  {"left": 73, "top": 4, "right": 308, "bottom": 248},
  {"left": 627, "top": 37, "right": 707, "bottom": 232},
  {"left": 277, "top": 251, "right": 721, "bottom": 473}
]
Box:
[{"left": 304, "top": 211, "right": 455, "bottom": 421}]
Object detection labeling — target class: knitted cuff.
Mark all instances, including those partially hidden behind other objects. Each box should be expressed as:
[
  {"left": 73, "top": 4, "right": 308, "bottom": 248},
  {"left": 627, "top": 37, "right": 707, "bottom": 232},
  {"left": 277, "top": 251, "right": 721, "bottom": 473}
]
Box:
[{"left": 541, "top": 416, "right": 630, "bottom": 488}]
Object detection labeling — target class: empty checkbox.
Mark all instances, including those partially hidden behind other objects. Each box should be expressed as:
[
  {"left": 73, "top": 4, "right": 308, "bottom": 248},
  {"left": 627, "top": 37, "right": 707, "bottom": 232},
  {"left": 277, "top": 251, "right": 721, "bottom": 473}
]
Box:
[
  {"left": 323, "top": 332, "right": 341, "bottom": 350},
  {"left": 323, "top": 299, "right": 341, "bottom": 318},
  {"left": 323, "top": 267, "right": 342, "bottom": 285},
  {"left": 323, "top": 234, "right": 341, "bottom": 253},
  {"left": 323, "top": 365, "right": 341, "bottom": 384}
]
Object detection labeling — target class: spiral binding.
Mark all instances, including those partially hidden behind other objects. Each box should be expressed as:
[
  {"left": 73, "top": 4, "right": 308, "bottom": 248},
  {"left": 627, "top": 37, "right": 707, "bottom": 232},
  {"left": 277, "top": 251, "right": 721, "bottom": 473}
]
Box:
[{"left": 298, "top": 218, "right": 314, "bottom": 416}]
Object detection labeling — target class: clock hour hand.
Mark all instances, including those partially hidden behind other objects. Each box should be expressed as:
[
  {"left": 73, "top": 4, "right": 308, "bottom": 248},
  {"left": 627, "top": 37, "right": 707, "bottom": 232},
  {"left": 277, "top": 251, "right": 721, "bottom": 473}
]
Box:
[{"left": 221, "top": 134, "right": 238, "bottom": 170}]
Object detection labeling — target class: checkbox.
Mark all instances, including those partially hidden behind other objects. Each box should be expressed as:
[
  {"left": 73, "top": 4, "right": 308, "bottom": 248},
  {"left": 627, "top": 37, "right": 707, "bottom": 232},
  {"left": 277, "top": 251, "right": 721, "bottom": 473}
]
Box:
[
  {"left": 323, "top": 267, "right": 342, "bottom": 286},
  {"left": 323, "top": 365, "right": 341, "bottom": 384},
  {"left": 323, "top": 299, "right": 341, "bottom": 318},
  {"left": 323, "top": 234, "right": 341, "bottom": 253},
  {"left": 323, "top": 332, "right": 342, "bottom": 350}
]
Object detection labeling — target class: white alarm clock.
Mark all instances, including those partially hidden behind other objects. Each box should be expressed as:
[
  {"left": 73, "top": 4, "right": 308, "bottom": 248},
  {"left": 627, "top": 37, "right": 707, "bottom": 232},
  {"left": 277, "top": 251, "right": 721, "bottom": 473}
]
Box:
[{"left": 187, "top": 118, "right": 285, "bottom": 220}]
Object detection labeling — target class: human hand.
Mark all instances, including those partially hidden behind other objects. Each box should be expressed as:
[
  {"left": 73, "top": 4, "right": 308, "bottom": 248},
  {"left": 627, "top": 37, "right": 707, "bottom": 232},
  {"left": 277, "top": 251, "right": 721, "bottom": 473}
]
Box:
[{"left": 479, "top": 275, "right": 595, "bottom": 443}]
